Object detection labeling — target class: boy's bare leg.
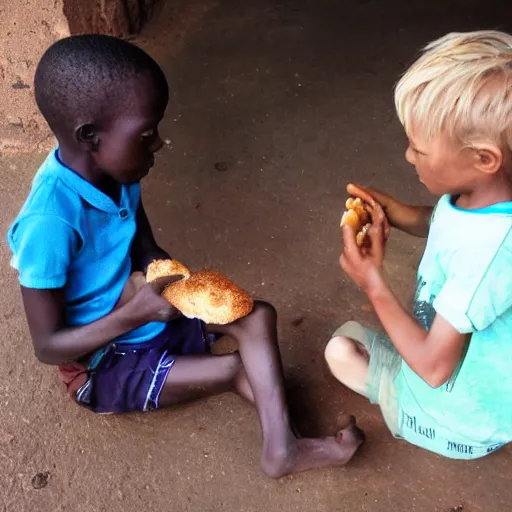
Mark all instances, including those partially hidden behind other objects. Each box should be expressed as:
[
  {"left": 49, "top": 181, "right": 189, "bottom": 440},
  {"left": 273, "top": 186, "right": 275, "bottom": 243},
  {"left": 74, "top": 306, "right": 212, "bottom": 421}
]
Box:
[
  {"left": 324, "top": 336, "right": 370, "bottom": 397},
  {"left": 159, "top": 302, "right": 364, "bottom": 477},
  {"left": 211, "top": 302, "right": 364, "bottom": 476},
  {"left": 159, "top": 351, "right": 254, "bottom": 404},
  {"left": 210, "top": 302, "right": 364, "bottom": 477}
]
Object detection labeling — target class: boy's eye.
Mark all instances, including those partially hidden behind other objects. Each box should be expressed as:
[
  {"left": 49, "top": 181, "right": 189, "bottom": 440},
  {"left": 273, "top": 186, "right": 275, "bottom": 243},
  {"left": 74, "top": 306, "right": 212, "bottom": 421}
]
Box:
[{"left": 141, "top": 129, "right": 156, "bottom": 139}]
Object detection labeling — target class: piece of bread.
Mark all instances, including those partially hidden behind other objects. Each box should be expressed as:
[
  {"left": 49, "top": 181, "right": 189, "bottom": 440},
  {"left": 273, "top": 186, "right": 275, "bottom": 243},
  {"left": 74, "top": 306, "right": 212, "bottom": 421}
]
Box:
[
  {"left": 146, "top": 259, "right": 254, "bottom": 325},
  {"left": 340, "top": 197, "right": 372, "bottom": 247},
  {"left": 146, "top": 259, "right": 191, "bottom": 283}
]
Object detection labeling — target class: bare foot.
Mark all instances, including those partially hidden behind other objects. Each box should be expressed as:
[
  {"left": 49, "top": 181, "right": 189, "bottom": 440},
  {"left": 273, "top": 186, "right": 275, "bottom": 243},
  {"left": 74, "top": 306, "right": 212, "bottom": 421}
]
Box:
[
  {"left": 261, "top": 417, "right": 365, "bottom": 478},
  {"left": 210, "top": 335, "right": 239, "bottom": 355}
]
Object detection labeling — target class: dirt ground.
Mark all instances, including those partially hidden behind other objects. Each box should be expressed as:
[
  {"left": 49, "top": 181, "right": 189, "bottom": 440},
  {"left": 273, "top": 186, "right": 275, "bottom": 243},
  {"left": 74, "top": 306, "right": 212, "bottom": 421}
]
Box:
[{"left": 1, "top": 1, "right": 512, "bottom": 511}]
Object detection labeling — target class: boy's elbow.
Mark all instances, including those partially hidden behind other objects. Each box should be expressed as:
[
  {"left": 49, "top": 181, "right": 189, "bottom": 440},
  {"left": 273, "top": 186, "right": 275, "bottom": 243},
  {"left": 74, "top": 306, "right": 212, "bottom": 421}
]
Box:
[
  {"left": 424, "top": 374, "right": 447, "bottom": 389},
  {"left": 33, "top": 341, "right": 60, "bottom": 366},
  {"left": 34, "top": 346, "right": 53, "bottom": 365},
  {"left": 422, "top": 366, "right": 451, "bottom": 389}
]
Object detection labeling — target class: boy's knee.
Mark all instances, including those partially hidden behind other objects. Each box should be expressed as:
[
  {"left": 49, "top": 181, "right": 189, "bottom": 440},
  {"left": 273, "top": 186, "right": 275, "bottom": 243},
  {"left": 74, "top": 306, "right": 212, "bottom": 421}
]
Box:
[
  {"left": 223, "top": 352, "right": 243, "bottom": 376},
  {"left": 247, "top": 300, "right": 277, "bottom": 324},
  {"left": 223, "top": 300, "right": 277, "bottom": 338},
  {"left": 324, "top": 336, "right": 359, "bottom": 367}
]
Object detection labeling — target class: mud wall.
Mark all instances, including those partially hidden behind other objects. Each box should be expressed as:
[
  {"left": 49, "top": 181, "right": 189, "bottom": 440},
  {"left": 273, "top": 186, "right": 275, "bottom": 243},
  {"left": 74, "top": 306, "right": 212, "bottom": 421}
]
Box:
[{"left": 0, "top": 1, "right": 157, "bottom": 154}]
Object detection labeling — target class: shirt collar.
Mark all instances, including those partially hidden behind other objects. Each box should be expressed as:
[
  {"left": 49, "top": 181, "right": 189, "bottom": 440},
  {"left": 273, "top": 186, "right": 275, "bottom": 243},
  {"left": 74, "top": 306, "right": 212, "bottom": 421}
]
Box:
[
  {"left": 447, "top": 194, "right": 512, "bottom": 215},
  {"left": 43, "top": 148, "right": 129, "bottom": 214}
]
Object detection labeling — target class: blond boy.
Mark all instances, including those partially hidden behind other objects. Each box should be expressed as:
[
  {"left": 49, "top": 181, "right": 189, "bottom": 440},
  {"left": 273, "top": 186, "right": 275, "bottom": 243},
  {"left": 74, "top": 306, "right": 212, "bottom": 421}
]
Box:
[{"left": 325, "top": 31, "right": 512, "bottom": 459}]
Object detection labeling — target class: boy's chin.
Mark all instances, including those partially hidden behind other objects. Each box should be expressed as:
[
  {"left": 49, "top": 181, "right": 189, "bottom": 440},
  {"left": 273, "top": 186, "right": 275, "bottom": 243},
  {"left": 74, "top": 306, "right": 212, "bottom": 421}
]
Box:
[
  {"left": 423, "top": 185, "right": 444, "bottom": 196},
  {"left": 116, "top": 168, "right": 150, "bottom": 184},
  {"left": 418, "top": 179, "right": 444, "bottom": 197}
]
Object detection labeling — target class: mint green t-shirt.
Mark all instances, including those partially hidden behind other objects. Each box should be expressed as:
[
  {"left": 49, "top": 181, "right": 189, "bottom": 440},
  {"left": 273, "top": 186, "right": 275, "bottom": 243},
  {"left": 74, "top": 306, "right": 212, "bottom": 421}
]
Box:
[{"left": 396, "top": 195, "right": 512, "bottom": 459}]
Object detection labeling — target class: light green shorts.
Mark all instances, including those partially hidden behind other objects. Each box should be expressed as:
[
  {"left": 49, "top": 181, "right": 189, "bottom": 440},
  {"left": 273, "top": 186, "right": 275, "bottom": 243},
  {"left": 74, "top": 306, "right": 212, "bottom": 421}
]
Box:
[{"left": 332, "top": 321, "right": 402, "bottom": 437}]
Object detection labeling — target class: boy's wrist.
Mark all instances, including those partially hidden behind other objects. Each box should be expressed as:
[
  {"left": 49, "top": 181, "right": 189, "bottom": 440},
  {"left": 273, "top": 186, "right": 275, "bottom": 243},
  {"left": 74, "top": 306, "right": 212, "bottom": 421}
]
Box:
[
  {"left": 364, "top": 270, "right": 389, "bottom": 301},
  {"left": 113, "top": 301, "right": 146, "bottom": 331}
]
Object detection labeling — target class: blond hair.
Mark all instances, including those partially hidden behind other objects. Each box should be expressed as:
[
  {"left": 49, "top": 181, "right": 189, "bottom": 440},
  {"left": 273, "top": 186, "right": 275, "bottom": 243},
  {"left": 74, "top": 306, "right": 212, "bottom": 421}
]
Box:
[{"left": 395, "top": 31, "right": 512, "bottom": 156}]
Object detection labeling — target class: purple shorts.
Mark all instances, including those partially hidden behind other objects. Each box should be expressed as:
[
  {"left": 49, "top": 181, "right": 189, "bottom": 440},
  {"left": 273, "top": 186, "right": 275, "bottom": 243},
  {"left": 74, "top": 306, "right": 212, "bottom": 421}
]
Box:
[{"left": 74, "top": 316, "right": 213, "bottom": 414}]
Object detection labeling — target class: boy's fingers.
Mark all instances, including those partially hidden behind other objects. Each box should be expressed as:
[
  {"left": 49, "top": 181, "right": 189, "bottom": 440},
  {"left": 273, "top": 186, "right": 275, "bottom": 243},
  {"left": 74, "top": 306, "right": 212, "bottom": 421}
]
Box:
[
  {"left": 131, "top": 272, "right": 147, "bottom": 290},
  {"left": 155, "top": 306, "right": 173, "bottom": 322},
  {"left": 339, "top": 254, "right": 349, "bottom": 273},
  {"left": 169, "top": 305, "right": 182, "bottom": 320},
  {"left": 366, "top": 203, "right": 391, "bottom": 241},
  {"left": 342, "top": 224, "right": 361, "bottom": 261},
  {"left": 383, "top": 218, "right": 390, "bottom": 241},
  {"left": 368, "top": 222, "right": 385, "bottom": 264},
  {"left": 149, "top": 274, "right": 185, "bottom": 294},
  {"left": 347, "top": 184, "right": 391, "bottom": 240},
  {"left": 156, "top": 301, "right": 182, "bottom": 322},
  {"left": 346, "top": 183, "right": 377, "bottom": 207},
  {"left": 366, "top": 202, "right": 389, "bottom": 233},
  {"left": 367, "top": 200, "right": 386, "bottom": 224},
  {"left": 348, "top": 183, "right": 390, "bottom": 207}
]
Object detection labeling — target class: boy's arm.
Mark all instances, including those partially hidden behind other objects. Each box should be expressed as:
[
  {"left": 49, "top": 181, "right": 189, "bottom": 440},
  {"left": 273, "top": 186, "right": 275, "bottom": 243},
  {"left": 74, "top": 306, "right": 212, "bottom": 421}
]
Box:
[
  {"left": 365, "top": 275, "right": 469, "bottom": 387},
  {"left": 21, "top": 280, "right": 175, "bottom": 366},
  {"left": 347, "top": 184, "right": 433, "bottom": 238},
  {"left": 131, "top": 200, "right": 171, "bottom": 272},
  {"left": 340, "top": 219, "right": 468, "bottom": 388}
]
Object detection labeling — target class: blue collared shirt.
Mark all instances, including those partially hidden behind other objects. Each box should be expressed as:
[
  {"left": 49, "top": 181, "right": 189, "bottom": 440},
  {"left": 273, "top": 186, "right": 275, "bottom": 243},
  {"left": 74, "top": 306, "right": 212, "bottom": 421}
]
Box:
[{"left": 8, "top": 149, "right": 165, "bottom": 346}]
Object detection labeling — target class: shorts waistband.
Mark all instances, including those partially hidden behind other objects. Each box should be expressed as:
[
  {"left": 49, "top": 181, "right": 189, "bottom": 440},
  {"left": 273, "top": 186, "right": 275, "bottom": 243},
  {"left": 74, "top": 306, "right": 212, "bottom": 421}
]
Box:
[{"left": 113, "top": 323, "right": 173, "bottom": 352}]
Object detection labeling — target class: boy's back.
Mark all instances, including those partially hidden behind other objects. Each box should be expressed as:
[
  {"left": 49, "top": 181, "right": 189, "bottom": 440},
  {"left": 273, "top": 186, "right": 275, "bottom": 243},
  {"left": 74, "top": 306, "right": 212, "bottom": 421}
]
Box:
[{"left": 398, "top": 195, "right": 512, "bottom": 457}]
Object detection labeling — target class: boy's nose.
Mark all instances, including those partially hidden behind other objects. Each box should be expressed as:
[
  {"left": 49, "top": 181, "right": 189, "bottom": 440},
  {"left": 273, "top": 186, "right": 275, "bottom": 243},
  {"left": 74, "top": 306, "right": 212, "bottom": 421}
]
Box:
[
  {"left": 405, "top": 146, "right": 415, "bottom": 165},
  {"left": 151, "top": 136, "right": 164, "bottom": 153}
]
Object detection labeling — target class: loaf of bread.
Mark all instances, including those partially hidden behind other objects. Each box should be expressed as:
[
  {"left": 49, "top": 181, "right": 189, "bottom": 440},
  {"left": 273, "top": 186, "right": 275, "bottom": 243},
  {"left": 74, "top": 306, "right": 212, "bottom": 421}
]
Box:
[
  {"left": 146, "top": 259, "right": 254, "bottom": 325},
  {"left": 340, "top": 197, "right": 372, "bottom": 247}
]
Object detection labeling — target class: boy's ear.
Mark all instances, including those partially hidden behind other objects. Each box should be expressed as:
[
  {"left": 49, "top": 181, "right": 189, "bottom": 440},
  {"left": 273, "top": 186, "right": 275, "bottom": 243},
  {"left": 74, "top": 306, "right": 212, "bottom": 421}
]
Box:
[
  {"left": 75, "top": 124, "right": 100, "bottom": 151},
  {"left": 473, "top": 143, "right": 502, "bottom": 175}
]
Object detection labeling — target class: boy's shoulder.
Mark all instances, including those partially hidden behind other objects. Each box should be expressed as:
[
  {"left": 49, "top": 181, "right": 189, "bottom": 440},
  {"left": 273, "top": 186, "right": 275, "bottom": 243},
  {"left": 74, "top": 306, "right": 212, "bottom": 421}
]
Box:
[
  {"left": 16, "top": 150, "right": 85, "bottom": 224},
  {"left": 426, "top": 194, "right": 512, "bottom": 284},
  {"left": 428, "top": 194, "right": 512, "bottom": 254},
  {"left": 424, "top": 195, "right": 512, "bottom": 332},
  {"left": 13, "top": 149, "right": 141, "bottom": 228}
]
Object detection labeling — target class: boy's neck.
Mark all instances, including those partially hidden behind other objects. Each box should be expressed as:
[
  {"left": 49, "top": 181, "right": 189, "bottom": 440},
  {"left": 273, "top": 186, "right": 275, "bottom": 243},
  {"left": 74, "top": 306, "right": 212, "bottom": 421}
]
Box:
[
  {"left": 455, "top": 172, "right": 512, "bottom": 210},
  {"left": 58, "top": 146, "right": 95, "bottom": 181},
  {"left": 57, "top": 146, "right": 121, "bottom": 202}
]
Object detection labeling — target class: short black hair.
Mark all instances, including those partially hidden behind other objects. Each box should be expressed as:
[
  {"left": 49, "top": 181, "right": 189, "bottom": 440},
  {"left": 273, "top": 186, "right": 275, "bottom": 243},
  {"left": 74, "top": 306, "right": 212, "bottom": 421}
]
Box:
[{"left": 34, "top": 34, "right": 168, "bottom": 134}]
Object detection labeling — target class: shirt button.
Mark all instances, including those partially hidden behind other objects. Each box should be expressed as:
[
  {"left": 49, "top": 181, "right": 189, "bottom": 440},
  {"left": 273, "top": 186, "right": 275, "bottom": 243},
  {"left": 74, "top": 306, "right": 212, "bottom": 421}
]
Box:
[{"left": 119, "top": 209, "right": 129, "bottom": 219}]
